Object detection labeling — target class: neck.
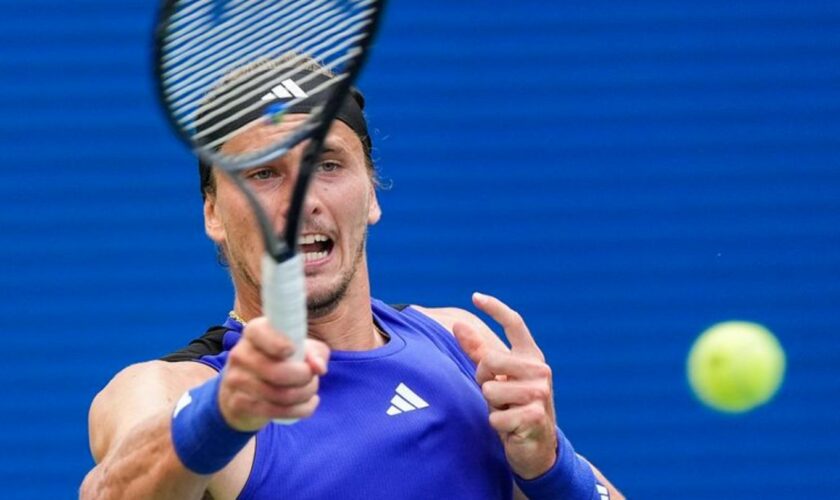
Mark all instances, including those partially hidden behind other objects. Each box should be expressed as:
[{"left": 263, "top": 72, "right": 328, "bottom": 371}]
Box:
[
  {"left": 306, "top": 268, "right": 383, "bottom": 351},
  {"left": 231, "top": 259, "right": 384, "bottom": 351}
]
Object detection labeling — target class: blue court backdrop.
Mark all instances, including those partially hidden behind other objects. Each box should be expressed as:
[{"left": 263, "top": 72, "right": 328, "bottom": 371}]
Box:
[{"left": 1, "top": 0, "right": 839, "bottom": 498}]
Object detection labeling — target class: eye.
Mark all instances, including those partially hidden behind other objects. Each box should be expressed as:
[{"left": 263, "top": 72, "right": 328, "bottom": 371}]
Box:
[
  {"left": 319, "top": 161, "right": 341, "bottom": 173},
  {"left": 247, "top": 168, "right": 276, "bottom": 181}
]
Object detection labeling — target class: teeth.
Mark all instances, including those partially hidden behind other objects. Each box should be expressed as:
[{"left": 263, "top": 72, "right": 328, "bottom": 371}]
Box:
[
  {"left": 301, "top": 234, "right": 329, "bottom": 244},
  {"left": 304, "top": 251, "right": 328, "bottom": 262}
]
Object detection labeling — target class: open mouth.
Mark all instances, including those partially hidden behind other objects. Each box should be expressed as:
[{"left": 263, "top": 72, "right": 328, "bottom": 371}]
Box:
[{"left": 300, "top": 233, "right": 334, "bottom": 263}]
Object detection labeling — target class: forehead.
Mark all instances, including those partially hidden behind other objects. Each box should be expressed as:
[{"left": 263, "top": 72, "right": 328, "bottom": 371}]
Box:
[{"left": 220, "top": 114, "right": 363, "bottom": 157}]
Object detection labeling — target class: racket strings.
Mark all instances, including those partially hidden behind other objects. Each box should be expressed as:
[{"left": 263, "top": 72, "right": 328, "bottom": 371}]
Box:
[
  {"left": 166, "top": 0, "right": 215, "bottom": 31},
  {"left": 165, "top": 0, "right": 373, "bottom": 108},
  {"left": 159, "top": 0, "right": 377, "bottom": 159},
  {"left": 198, "top": 64, "right": 353, "bottom": 151},
  {"left": 182, "top": 22, "right": 368, "bottom": 129},
  {"left": 164, "top": 0, "right": 311, "bottom": 68},
  {"left": 165, "top": 0, "right": 345, "bottom": 104},
  {"left": 190, "top": 38, "right": 363, "bottom": 144},
  {"left": 168, "top": 0, "right": 255, "bottom": 33}
]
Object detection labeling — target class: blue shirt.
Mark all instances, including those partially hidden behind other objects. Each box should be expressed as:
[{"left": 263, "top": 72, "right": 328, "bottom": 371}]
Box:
[{"left": 192, "top": 299, "right": 513, "bottom": 499}]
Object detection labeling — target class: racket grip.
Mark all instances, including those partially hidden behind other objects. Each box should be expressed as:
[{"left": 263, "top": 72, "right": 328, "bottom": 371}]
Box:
[{"left": 261, "top": 253, "right": 307, "bottom": 426}]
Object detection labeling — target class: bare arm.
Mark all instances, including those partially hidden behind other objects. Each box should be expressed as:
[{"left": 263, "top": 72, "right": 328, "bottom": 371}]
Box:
[
  {"left": 80, "top": 360, "right": 217, "bottom": 499},
  {"left": 415, "top": 304, "right": 624, "bottom": 500},
  {"left": 82, "top": 320, "right": 329, "bottom": 500}
]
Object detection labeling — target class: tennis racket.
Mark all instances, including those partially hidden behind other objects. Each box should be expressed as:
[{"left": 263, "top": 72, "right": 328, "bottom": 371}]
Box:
[{"left": 153, "top": 1, "right": 385, "bottom": 370}]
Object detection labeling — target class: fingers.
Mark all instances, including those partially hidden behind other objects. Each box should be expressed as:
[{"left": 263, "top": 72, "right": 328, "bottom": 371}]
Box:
[
  {"left": 304, "top": 338, "right": 330, "bottom": 375},
  {"left": 488, "top": 401, "right": 552, "bottom": 438},
  {"left": 472, "top": 293, "right": 543, "bottom": 359},
  {"left": 243, "top": 318, "right": 329, "bottom": 374},
  {"left": 219, "top": 317, "right": 331, "bottom": 430},
  {"left": 452, "top": 321, "right": 489, "bottom": 366},
  {"left": 466, "top": 292, "right": 559, "bottom": 479},
  {"left": 481, "top": 378, "right": 551, "bottom": 409},
  {"left": 225, "top": 368, "right": 320, "bottom": 407},
  {"left": 244, "top": 317, "right": 298, "bottom": 360},
  {"left": 224, "top": 391, "right": 321, "bottom": 425},
  {"left": 475, "top": 349, "right": 551, "bottom": 385},
  {"left": 228, "top": 339, "right": 316, "bottom": 388}
]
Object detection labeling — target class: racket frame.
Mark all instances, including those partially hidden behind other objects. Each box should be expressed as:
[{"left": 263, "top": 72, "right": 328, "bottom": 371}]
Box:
[
  {"left": 152, "top": 0, "right": 386, "bottom": 261},
  {"left": 152, "top": 0, "right": 387, "bottom": 402}
]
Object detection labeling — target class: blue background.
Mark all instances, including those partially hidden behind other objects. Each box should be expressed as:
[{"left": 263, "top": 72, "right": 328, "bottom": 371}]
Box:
[{"left": 1, "top": 0, "right": 839, "bottom": 498}]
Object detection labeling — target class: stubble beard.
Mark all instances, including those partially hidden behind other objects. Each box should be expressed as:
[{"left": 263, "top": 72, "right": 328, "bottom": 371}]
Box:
[
  {"left": 306, "top": 228, "right": 367, "bottom": 319},
  {"left": 224, "top": 226, "right": 369, "bottom": 319}
]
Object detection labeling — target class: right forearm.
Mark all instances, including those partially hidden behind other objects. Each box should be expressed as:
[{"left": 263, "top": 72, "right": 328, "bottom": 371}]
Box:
[{"left": 81, "top": 414, "right": 210, "bottom": 500}]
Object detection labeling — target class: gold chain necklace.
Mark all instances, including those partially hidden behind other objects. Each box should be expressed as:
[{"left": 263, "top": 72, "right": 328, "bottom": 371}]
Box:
[{"left": 228, "top": 310, "right": 248, "bottom": 325}]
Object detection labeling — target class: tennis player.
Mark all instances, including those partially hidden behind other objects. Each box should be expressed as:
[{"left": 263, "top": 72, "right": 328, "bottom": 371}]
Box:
[{"left": 81, "top": 71, "right": 623, "bottom": 499}]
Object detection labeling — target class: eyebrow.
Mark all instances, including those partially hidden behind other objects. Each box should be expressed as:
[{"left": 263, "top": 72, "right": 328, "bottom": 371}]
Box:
[
  {"left": 320, "top": 140, "right": 348, "bottom": 155},
  {"left": 321, "top": 146, "right": 339, "bottom": 154}
]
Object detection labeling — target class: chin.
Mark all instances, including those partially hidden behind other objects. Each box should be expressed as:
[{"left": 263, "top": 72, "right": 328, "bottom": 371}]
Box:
[
  {"left": 306, "top": 279, "right": 351, "bottom": 318},
  {"left": 303, "top": 240, "right": 365, "bottom": 318},
  {"left": 306, "top": 293, "right": 341, "bottom": 318}
]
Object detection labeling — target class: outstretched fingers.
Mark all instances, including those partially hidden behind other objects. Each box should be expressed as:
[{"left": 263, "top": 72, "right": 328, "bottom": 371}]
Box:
[{"left": 472, "top": 293, "right": 543, "bottom": 359}]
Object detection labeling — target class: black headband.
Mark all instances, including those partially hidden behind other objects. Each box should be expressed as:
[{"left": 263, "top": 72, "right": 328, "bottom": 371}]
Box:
[{"left": 197, "top": 68, "right": 371, "bottom": 198}]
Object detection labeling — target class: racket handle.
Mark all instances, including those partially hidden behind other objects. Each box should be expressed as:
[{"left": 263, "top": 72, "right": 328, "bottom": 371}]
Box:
[{"left": 261, "top": 252, "right": 307, "bottom": 425}]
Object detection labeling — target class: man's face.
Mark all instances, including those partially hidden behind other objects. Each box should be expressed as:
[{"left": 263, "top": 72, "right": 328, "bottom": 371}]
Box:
[{"left": 204, "top": 115, "right": 381, "bottom": 317}]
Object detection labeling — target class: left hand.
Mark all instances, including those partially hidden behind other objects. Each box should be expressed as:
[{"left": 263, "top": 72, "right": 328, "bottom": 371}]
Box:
[{"left": 453, "top": 292, "right": 558, "bottom": 479}]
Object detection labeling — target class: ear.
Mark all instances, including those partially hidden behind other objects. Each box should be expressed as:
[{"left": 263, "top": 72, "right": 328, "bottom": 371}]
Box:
[
  {"left": 204, "top": 192, "right": 226, "bottom": 244},
  {"left": 367, "top": 181, "right": 381, "bottom": 225}
]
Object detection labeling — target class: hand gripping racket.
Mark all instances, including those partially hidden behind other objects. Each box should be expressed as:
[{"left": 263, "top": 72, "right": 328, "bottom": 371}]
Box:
[{"left": 153, "top": 0, "right": 386, "bottom": 409}]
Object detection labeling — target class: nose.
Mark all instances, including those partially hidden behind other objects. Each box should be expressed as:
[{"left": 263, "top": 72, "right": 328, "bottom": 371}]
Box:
[{"left": 301, "top": 181, "right": 324, "bottom": 217}]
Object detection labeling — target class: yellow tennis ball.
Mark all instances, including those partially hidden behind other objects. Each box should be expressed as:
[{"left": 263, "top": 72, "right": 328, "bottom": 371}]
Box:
[{"left": 687, "top": 321, "right": 786, "bottom": 413}]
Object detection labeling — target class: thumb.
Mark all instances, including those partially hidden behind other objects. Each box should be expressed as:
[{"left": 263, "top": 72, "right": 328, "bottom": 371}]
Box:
[
  {"left": 453, "top": 321, "right": 489, "bottom": 366},
  {"left": 304, "top": 338, "right": 331, "bottom": 375}
]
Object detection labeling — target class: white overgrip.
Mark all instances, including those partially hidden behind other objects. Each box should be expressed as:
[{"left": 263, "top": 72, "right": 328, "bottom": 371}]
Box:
[
  {"left": 261, "top": 252, "right": 307, "bottom": 359},
  {"left": 261, "top": 252, "right": 308, "bottom": 426}
]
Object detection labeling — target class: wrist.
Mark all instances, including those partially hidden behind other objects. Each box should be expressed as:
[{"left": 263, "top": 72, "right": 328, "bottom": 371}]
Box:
[
  {"left": 512, "top": 432, "right": 560, "bottom": 480},
  {"left": 170, "top": 375, "right": 257, "bottom": 475},
  {"left": 513, "top": 427, "right": 597, "bottom": 500}
]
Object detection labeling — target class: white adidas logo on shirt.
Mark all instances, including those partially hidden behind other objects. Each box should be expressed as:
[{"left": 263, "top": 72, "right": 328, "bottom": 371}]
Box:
[{"left": 386, "top": 383, "right": 429, "bottom": 416}]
